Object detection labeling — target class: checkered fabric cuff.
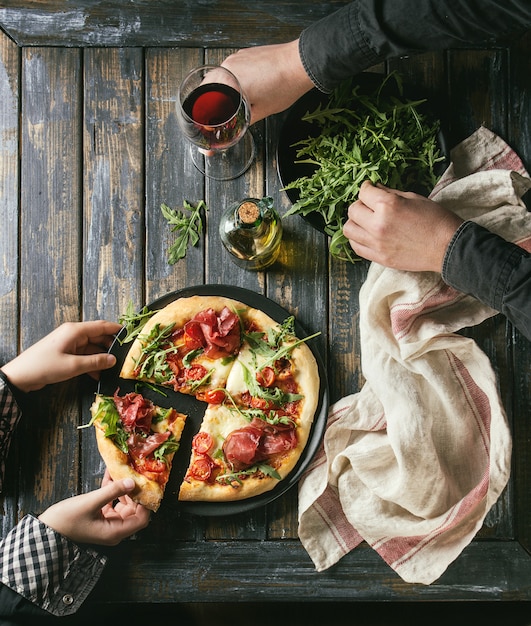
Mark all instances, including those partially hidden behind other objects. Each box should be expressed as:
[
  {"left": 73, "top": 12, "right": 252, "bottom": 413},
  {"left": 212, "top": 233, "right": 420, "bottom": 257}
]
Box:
[
  {"left": 0, "top": 514, "right": 107, "bottom": 616},
  {"left": 0, "top": 373, "right": 22, "bottom": 493}
]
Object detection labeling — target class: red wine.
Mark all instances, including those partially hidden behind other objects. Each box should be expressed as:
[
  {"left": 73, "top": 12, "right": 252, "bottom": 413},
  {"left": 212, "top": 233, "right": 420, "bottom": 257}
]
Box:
[
  {"left": 182, "top": 82, "right": 248, "bottom": 150},
  {"left": 186, "top": 83, "right": 239, "bottom": 125}
]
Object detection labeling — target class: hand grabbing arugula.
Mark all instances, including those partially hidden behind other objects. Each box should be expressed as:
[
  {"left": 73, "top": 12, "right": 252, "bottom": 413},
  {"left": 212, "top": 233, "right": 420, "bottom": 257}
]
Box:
[{"left": 283, "top": 72, "right": 445, "bottom": 263}]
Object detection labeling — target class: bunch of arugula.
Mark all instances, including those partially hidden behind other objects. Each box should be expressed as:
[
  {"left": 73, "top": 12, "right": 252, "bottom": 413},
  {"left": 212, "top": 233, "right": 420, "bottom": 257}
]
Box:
[
  {"left": 161, "top": 200, "right": 207, "bottom": 264},
  {"left": 283, "top": 72, "right": 445, "bottom": 263}
]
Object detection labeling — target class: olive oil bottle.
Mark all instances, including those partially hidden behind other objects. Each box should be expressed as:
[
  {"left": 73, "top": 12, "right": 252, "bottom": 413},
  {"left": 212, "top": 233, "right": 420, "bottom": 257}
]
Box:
[{"left": 219, "top": 196, "right": 283, "bottom": 270}]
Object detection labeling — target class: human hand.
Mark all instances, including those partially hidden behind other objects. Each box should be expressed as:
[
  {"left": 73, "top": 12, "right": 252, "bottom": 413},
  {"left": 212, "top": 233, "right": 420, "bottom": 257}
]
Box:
[
  {"left": 343, "top": 181, "right": 464, "bottom": 272},
  {"left": 221, "top": 40, "right": 314, "bottom": 124},
  {"left": 38, "top": 472, "right": 150, "bottom": 546},
  {"left": 0, "top": 320, "right": 122, "bottom": 393}
]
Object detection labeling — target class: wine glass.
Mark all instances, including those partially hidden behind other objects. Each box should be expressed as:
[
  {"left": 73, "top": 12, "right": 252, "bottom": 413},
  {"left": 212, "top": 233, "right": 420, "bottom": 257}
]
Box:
[{"left": 177, "top": 64, "right": 255, "bottom": 181}]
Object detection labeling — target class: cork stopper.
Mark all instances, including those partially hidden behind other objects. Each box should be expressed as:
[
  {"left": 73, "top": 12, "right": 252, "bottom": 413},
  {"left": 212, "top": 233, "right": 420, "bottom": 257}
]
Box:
[{"left": 238, "top": 201, "right": 260, "bottom": 224}]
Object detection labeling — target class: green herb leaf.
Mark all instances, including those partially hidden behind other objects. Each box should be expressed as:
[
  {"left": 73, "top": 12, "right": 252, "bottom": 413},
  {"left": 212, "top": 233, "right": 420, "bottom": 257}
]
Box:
[
  {"left": 134, "top": 322, "right": 177, "bottom": 382},
  {"left": 183, "top": 347, "right": 204, "bottom": 368},
  {"left": 118, "top": 302, "right": 156, "bottom": 345},
  {"left": 90, "top": 396, "right": 129, "bottom": 453},
  {"left": 134, "top": 381, "right": 168, "bottom": 397},
  {"left": 188, "top": 368, "right": 214, "bottom": 392},
  {"left": 216, "top": 462, "right": 281, "bottom": 485},
  {"left": 242, "top": 315, "right": 319, "bottom": 366},
  {"left": 154, "top": 436, "right": 180, "bottom": 463},
  {"left": 161, "top": 200, "right": 207, "bottom": 264},
  {"left": 240, "top": 361, "right": 303, "bottom": 406}
]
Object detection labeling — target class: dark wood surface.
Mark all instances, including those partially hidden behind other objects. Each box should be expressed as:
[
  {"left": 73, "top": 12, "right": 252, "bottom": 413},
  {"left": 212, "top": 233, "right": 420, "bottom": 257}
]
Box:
[
  {"left": 0, "top": 3, "right": 531, "bottom": 623},
  {"left": 0, "top": 0, "right": 350, "bottom": 47}
]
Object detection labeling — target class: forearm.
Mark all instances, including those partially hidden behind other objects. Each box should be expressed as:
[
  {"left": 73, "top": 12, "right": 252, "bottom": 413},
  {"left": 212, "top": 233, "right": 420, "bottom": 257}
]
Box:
[
  {"left": 299, "top": 0, "right": 531, "bottom": 92},
  {"left": 442, "top": 221, "right": 531, "bottom": 339},
  {"left": 0, "top": 514, "right": 107, "bottom": 618}
]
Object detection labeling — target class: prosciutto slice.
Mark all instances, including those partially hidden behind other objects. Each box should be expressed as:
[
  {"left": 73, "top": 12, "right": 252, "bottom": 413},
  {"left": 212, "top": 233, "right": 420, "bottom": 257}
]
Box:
[
  {"left": 184, "top": 307, "right": 240, "bottom": 358},
  {"left": 113, "top": 391, "right": 155, "bottom": 433},
  {"left": 127, "top": 431, "right": 170, "bottom": 459},
  {"left": 222, "top": 418, "right": 297, "bottom": 471}
]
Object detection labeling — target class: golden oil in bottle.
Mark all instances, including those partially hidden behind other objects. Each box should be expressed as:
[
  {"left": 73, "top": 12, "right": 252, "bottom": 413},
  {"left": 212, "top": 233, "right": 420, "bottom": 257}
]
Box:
[{"left": 219, "top": 196, "right": 283, "bottom": 270}]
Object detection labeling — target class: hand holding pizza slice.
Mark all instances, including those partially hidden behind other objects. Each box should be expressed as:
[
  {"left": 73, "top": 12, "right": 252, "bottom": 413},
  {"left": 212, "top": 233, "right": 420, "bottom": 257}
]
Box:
[{"left": 90, "top": 390, "right": 187, "bottom": 511}]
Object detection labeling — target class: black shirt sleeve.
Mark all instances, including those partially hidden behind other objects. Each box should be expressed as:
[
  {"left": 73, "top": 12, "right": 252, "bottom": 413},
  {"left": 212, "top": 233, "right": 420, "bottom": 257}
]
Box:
[
  {"left": 299, "top": 0, "right": 531, "bottom": 92},
  {"left": 442, "top": 221, "right": 531, "bottom": 340}
]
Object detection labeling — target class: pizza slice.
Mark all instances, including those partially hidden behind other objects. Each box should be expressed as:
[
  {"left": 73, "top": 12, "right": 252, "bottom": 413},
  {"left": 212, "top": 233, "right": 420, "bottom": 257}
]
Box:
[
  {"left": 119, "top": 295, "right": 243, "bottom": 399},
  {"left": 90, "top": 390, "right": 187, "bottom": 511},
  {"left": 178, "top": 315, "right": 320, "bottom": 502},
  {"left": 178, "top": 403, "right": 298, "bottom": 501}
]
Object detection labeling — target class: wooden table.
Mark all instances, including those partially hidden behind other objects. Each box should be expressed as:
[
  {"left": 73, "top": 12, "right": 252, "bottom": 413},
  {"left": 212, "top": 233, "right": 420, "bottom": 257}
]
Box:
[{"left": 1, "top": 2, "right": 530, "bottom": 621}]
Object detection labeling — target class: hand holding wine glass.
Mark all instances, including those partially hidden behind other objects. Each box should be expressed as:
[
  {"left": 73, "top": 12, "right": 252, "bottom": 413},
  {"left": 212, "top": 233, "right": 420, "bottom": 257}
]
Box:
[{"left": 177, "top": 64, "right": 255, "bottom": 180}]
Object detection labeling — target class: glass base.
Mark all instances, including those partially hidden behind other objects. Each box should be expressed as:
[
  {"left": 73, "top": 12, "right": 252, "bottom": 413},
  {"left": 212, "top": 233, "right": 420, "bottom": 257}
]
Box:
[{"left": 190, "top": 132, "right": 256, "bottom": 181}]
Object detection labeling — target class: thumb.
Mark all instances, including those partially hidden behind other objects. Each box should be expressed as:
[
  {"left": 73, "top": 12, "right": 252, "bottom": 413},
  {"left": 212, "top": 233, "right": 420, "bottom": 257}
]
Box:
[{"left": 88, "top": 477, "right": 137, "bottom": 509}]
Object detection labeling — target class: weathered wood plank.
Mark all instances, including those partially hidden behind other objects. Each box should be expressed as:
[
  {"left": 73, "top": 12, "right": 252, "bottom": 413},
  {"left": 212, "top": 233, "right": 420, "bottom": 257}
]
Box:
[
  {"left": 508, "top": 31, "right": 531, "bottom": 171},
  {"left": 202, "top": 49, "right": 266, "bottom": 295},
  {"left": 0, "top": 1, "right": 350, "bottom": 48},
  {"left": 81, "top": 47, "right": 145, "bottom": 492},
  {"left": 446, "top": 49, "right": 517, "bottom": 540},
  {"left": 145, "top": 47, "right": 205, "bottom": 302},
  {"left": 0, "top": 31, "right": 18, "bottom": 359},
  {"left": 389, "top": 50, "right": 517, "bottom": 541},
  {"left": 200, "top": 48, "right": 269, "bottom": 540},
  {"left": 0, "top": 28, "right": 20, "bottom": 536},
  {"left": 143, "top": 46, "right": 208, "bottom": 541},
  {"left": 16, "top": 47, "right": 83, "bottom": 515},
  {"left": 447, "top": 48, "right": 508, "bottom": 146},
  {"left": 508, "top": 30, "right": 531, "bottom": 557},
  {"left": 262, "top": 65, "right": 331, "bottom": 536},
  {"left": 81, "top": 47, "right": 145, "bottom": 322},
  {"left": 20, "top": 47, "right": 83, "bottom": 340},
  {"left": 89, "top": 539, "right": 531, "bottom": 603}
]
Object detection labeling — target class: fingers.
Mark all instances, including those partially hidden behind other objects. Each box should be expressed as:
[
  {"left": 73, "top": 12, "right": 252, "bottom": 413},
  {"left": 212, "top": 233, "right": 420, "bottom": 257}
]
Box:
[
  {"left": 72, "top": 320, "right": 123, "bottom": 351},
  {"left": 73, "top": 352, "right": 117, "bottom": 380},
  {"left": 344, "top": 180, "right": 463, "bottom": 272},
  {"left": 357, "top": 180, "right": 420, "bottom": 211},
  {"left": 85, "top": 477, "right": 151, "bottom": 544},
  {"left": 78, "top": 320, "right": 123, "bottom": 339},
  {"left": 88, "top": 477, "right": 138, "bottom": 510}
]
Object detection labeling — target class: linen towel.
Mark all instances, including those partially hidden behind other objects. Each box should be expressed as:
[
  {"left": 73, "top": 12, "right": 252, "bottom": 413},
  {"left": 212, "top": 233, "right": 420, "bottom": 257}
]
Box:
[{"left": 298, "top": 126, "right": 531, "bottom": 584}]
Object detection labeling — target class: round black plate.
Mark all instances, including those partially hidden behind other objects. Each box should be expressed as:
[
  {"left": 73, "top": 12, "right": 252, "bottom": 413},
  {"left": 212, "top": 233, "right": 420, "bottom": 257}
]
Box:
[
  {"left": 277, "top": 72, "right": 450, "bottom": 233},
  {"left": 98, "top": 284, "right": 329, "bottom": 516}
]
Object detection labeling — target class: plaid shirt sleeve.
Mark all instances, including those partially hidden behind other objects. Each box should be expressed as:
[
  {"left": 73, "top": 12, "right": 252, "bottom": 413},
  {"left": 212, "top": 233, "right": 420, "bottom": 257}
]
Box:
[
  {"left": 0, "top": 375, "right": 108, "bottom": 617},
  {"left": 0, "top": 372, "right": 22, "bottom": 493},
  {"left": 0, "top": 514, "right": 107, "bottom": 616}
]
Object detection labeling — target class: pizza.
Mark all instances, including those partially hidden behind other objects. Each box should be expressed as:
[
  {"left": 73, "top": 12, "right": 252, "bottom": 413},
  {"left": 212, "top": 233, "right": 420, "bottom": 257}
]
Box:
[
  {"left": 89, "top": 391, "right": 187, "bottom": 511},
  {"left": 101, "top": 294, "right": 319, "bottom": 505}
]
